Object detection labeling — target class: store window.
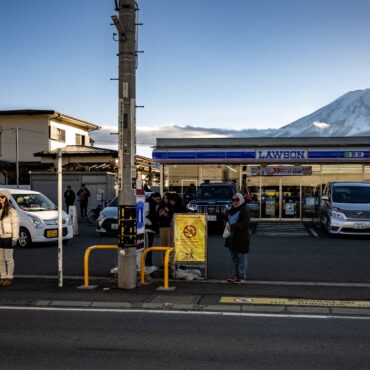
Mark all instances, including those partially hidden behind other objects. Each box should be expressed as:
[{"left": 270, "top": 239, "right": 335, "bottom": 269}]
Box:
[
  {"left": 321, "top": 164, "right": 363, "bottom": 186},
  {"left": 301, "top": 165, "right": 321, "bottom": 219},
  {"left": 364, "top": 166, "right": 370, "bottom": 181},
  {"left": 163, "top": 164, "right": 240, "bottom": 196}
]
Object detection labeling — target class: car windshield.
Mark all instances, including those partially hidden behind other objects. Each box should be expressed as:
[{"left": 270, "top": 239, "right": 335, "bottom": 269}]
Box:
[
  {"left": 108, "top": 197, "right": 118, "bottom": 207},
  {"left": 12, "top": 193, "right": 57, "bottom": 211},
  {"left": 333, "top": 186, "right": 370, "bottom": 203},
  {"left": 196, "top": 186, "right": 235, "bottom": 200}
]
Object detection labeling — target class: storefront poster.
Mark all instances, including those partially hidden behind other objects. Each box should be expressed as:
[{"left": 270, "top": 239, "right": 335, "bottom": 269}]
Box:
[
  {"left": 285, "top": 202, "right": 296, "bottom": 215},
  {"left": 174, "top": 214, "right": 207, "bottom": 262},
  {"left": 265, "top": 200, "right": 276, "bottom": 217},
  {"left": 251, "top": 166, "right": 312, "bottom": 176}
]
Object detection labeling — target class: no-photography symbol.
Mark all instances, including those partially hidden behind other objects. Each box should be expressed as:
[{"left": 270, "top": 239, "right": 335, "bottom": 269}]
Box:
[{"left": 183, "top": 225, "right": 196, "bottom": 238}]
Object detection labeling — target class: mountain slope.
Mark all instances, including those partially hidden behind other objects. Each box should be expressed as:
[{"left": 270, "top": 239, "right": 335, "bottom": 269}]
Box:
[{"left": 273, "top": 88, "right": 370, "bottom": 137}]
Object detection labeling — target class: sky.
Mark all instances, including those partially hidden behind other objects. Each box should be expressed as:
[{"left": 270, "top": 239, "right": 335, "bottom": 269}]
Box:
[{"left": 1, "top": 0, "right": 370, "bottom": 157}]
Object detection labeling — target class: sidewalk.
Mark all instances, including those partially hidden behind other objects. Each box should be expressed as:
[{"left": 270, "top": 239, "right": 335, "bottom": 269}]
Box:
[{"left": 1, "top": 276, "right": 370, "bottom": 317}]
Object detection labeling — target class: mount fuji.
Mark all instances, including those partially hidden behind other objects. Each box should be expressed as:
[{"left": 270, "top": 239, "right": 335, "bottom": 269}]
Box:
[{"left": 272, "top": 88, "right": 370, "bottom": 137}]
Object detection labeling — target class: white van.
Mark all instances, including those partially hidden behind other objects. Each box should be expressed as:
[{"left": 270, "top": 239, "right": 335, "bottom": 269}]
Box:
[
  {"left": 0, "top": 188, "right": 73, "bottom": 247},
  {"left": 320, "top": 182, "right": 370, "bottom": 235}
]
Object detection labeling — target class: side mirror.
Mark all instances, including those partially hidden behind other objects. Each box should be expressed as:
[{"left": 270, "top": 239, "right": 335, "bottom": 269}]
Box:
[{"left": 321, "top": 195, "right": 329, "bottom": 201}]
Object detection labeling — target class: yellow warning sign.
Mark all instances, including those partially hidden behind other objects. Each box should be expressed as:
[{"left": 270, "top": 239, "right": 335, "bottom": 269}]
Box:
[
  {"left": 220, "top": 296, "right": 370, "bottom": 308},
  {"left": 174, "top": 214, "right": 206, "bottom": 262}
]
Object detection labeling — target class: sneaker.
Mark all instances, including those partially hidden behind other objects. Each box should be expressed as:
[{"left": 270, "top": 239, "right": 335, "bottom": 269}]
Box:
[
  {"left": 227, "top": 277, "right": 237, "bottom": 283},
  {"left": 233, "top": 278, "right": 243, "bottom": 284}
]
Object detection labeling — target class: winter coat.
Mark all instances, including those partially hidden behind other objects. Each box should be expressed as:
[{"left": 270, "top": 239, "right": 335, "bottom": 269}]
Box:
[
  {"left": 64, "top": 189, "right": 76, "bottom": 205},
  {"left": 0, "top": 208, "right": 20, "bottom": 243},
  {"left": 145, "top": 198, "right": 159, "bottom": 233},
  {"left": 225, "top": 204, "right": 250, "bottom": 253}
]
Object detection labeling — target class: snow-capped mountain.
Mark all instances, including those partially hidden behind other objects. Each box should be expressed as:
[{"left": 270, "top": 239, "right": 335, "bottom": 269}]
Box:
[{"left": 273, "top": 89, "right": 370, "bottom": 137}]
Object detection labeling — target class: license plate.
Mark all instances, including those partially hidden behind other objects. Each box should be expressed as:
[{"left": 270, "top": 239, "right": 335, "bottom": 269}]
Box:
[
  {"left": 207, "top": 215, "right": 217, "bottom": 221},
  {"left": 354, "top": 223, "right": 365, "bottom": 229},
  {"left": 46, "top": 229, "right": 58, "bottom": 238},
  {"left": 111, "top": 223, "right": 118, "bottom": 230}
]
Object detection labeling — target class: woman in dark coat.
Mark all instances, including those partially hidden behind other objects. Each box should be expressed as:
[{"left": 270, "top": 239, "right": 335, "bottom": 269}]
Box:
[{"left": 225, "top": 192, "right": 251, "bottom": 283}]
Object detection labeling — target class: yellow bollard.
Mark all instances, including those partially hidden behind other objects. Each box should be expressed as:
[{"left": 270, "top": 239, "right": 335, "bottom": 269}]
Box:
[
  {"left": 83, "top": 245, "right": 119, "bottom": 288},
  {"left": 140, "top": 246, "right": 175, "bottom": 290}
]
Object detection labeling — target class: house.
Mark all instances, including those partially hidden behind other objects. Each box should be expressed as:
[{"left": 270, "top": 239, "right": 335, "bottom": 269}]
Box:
[{"left": 0, "top": 110, "right": 100, "bottom": 184}]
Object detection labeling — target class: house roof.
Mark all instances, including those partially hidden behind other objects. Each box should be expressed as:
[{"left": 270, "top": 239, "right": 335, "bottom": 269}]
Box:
[
  {"left": 34, "top": 145, "right": 118, "bottom": 158},
  {"left": 0, "top": 110, "right": 100, "bottom": 131}
]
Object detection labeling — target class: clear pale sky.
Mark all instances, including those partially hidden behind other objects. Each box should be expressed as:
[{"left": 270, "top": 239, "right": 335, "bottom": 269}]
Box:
[{"left": 1, "top": 0, "right": 370, "bottom": 155}]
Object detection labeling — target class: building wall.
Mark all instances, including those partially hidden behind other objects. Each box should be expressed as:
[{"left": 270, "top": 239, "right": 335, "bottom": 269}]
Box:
[
  {"left": 49, "top": 119, "right": 90, "bottom": 150},
  {"left": 29, "top": 172, "right": 116, "bottom": 214},
  {"left": 0, "top": 115, "right": 49, "bottom": 162}
]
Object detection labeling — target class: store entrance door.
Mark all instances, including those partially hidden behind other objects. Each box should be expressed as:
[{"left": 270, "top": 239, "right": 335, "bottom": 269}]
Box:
[
  {"left": 261, "top": 177, "right": 280, "bottom": 219},
  {"left": 281, "top": 185, "right": 300, "bottom": 219},
  {"left": 260, "top": 179, "right": 301, "bottom": 220}
]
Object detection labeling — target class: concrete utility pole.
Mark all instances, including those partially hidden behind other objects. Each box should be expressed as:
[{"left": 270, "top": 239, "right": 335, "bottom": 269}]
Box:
[{"left": 114, "top": 0, "right": 138, "bottom": 289}]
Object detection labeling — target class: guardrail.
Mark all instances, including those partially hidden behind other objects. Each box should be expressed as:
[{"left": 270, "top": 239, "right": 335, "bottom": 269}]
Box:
[
  {"left": 140, "top": 246, "right": 174, "bottom": 290},
  {"left": 84, "top": 245, "right": 119, "bottom": 288}
]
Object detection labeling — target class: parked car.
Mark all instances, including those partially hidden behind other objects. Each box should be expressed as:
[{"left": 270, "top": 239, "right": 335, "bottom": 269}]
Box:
[
  {"left": 320, "top": 181, "right": 370, "bottom": 235},
  {"left": 0, "top": 188, "right": 73, "bottom": 247},
  {"left": 186, "top": 182, "right": 237, "bottom": 225},
  {"left": 96, "top": 197, "right": 118, "bottom": 235}
]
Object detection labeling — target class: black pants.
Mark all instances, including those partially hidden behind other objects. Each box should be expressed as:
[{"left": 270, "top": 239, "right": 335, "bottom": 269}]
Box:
[
  {"left": 80, "top": 201, "right": 88, "bottom": 218},
  {"left": 145, "top": 232, "right": 155, "bottom": 266}
]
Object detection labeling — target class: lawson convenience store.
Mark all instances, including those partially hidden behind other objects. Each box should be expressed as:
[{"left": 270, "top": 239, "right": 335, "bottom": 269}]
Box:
[{"left": 152, "top": 137, "right": 370, "bottom": 221}]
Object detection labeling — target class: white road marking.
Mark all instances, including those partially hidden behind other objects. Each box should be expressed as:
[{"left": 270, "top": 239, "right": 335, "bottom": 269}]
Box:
[
  {"left": 0, "top": 305, "right": 370, "bottom": 320},
  {"left": 309, "top": 228, "right": 319, "bottom": 237},
  {"left": 13, "top": 275, "right": 370, "bottom": 288}
]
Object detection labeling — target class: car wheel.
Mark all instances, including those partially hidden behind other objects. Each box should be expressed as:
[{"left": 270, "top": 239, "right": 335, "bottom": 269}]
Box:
[{"left": 18, "top": 227, "right": 32, "bottom": 248}]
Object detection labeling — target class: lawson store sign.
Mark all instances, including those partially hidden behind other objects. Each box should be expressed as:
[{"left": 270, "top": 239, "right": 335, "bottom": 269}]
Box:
[
  {"left": 153, "top": 148, "right": 370, "bottom": 162},
  {"left": 256, "top": 149, "right": 307, "bottom": 160}
]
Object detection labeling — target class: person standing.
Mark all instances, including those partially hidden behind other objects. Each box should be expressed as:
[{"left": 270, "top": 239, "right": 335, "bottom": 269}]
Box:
[
  {"left": 144, "top": 192, "right": 161, "bottom": 267},
  {"left": 0, "top": 191, "right": 20, "bottom": 287},
  {"left": 224, "top": 192, "right": 251, "bottom": 284},
  {"left": 157, "top": 193, "right": 173, "bottom": 248},
  {"left": 64, "top": 185, "right": 76, "bottom": 213},
  {"left": 77, "top": 184, "right": 90, "bottom": 219}
]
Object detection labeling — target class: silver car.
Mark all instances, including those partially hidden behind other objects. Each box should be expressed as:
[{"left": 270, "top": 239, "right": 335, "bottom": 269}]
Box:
[
  {"left": 320, "top": 181, "right": 370, "bottom": 235},
  {"left": 96, "top": 197, "right": 118, "bottom": 235}
]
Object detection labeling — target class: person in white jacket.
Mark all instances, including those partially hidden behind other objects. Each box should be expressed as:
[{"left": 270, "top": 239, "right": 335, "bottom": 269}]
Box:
[{"left": 0, "top": 191, "right": 19, "bottom": 287}]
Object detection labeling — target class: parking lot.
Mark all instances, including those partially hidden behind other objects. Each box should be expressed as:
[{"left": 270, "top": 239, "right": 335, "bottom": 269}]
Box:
[{"left": 13, "top": 221, "right": 370, "bottom": 284}]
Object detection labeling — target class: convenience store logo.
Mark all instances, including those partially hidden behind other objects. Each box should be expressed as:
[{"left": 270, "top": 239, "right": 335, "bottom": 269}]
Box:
[{"left": 257, "top": 150, "right": 307, "bottom": 160}]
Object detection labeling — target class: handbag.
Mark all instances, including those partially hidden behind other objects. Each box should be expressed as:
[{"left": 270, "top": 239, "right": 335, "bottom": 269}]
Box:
[{"left": 222, "top": 223, "right": 231, "bottom": 239}]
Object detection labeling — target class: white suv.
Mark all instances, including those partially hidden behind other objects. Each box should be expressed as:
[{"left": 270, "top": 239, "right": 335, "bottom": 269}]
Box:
[
  {"left": 0, "top": 188, "right": 73, "bottom": 247},
  {"left": 320, "top": 182, "right": 370, "bottom": 235}
]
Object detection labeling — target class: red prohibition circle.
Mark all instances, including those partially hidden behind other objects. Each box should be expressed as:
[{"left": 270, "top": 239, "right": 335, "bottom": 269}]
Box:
[{"left": 183, "top": 225, "right": 196, "bottom": 238}]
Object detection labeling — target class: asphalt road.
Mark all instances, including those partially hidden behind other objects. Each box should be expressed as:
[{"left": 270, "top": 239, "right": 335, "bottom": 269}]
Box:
[
  {"left": 13, "top": 221, "right": 370, "bottom": 283},
  {"left": 1, "top": 307, "right": 370, "bottom": 370}
]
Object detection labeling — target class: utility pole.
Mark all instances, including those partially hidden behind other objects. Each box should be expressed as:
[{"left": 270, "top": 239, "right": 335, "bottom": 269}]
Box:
[{"left": 114, "top": 0, "right": 139, "bottom": 289}]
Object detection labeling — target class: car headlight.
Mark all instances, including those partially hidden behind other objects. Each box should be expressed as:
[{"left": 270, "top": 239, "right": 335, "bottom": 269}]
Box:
[
  {"left": 225, "top": 204, "right": 232, "bottom": 212},
  {"left": 27, "top": 214, "right": 45, "bottom": 229},
  {"left": 330, "top": 208, "right": 346, "bottom": 220},
  {"left": 186, "top": 203, "right": 198, "bottom": 212}
]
